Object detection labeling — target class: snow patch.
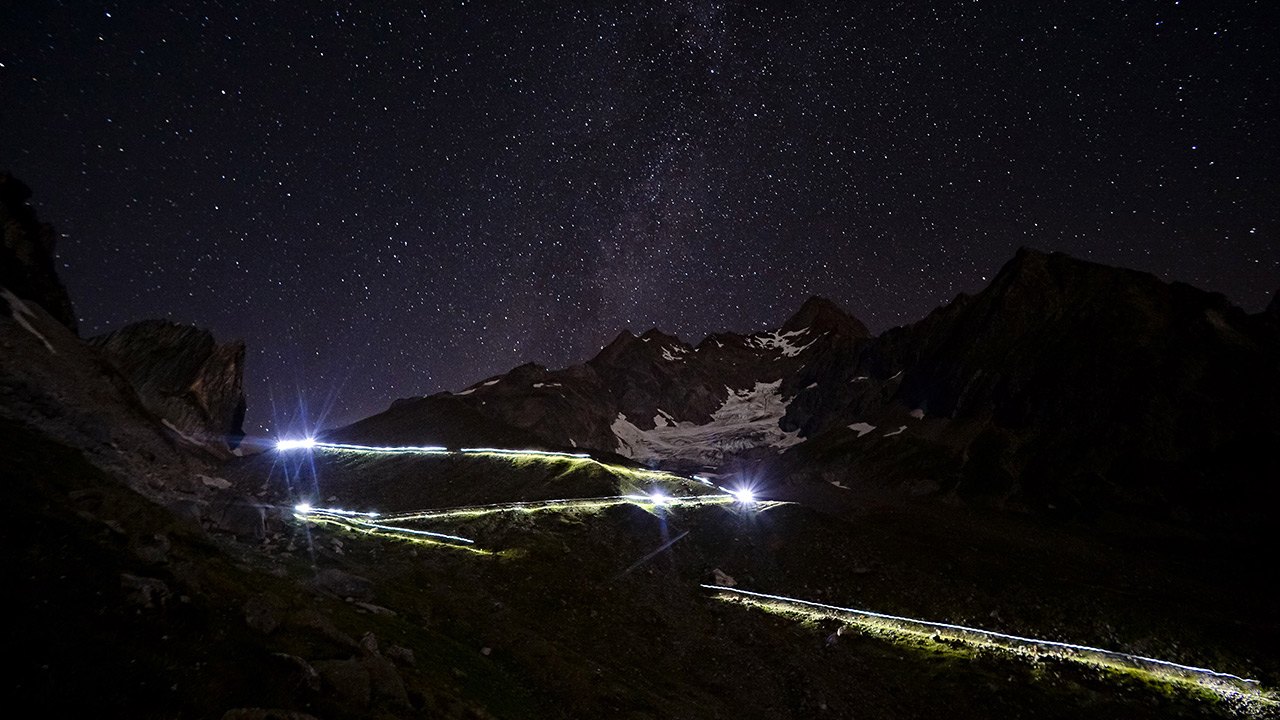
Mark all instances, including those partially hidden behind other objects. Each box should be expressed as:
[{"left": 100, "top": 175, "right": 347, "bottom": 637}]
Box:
[
  {"left": 805, "top": 382, "right": 818, "bottom": 390},
  {"left": 852, "top": 376, "right": 868, "bottom": 382},
  {"left": 532, "top": 382, "right": 563, "bottom": 388},
  {"left": 745, "top": 328, "right": 817, "bottom": 358},
  {"left": 889, "top": 370, "right": 903, "bottom": 380},
  {"left": 611, "top": 380, "right": 803, "bottom": 465},
  {"left": 1, "top": 289, "right": 56, "bottom": 354},
  {"left": 848, "top": 422, "right": 876, "bottom": 437},
  {"left": 660, "top": 345, "right": 689, "bottom": 361},
  {"left": 455, "top": 388, "right": 476, "bottom": 395},
  {"left": 909, "top": 408, "right": 925, "bottom": 420},
  {"left": 883, "top": 425, "right": 907, "bottom": 437},
  {"left": 483, "top": 378, "right": 501, "bottom": 386},
  {"left": 829, "top": 480, "right": 850, "bottom": 490}
]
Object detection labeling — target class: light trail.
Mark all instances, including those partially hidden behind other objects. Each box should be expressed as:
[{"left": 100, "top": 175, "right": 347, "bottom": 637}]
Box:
[
  {"left": 295, "top": 506, "right": 478, "bottom": 547},
  {"left": 283, "top": 440, "right": 449, "bottom": 454},
  {"left": 295, "top": 503, "right": 378, "bottom": 518},
  {"left": 702, "top": 585, "right": 1274, "bottom": 703},
  {"left": 460, "top": 446, "right": 591, "bottom": 459},
  {"left": 376, "top": 493, "right": 746, "bottom": 523},
  {"left": 274, "top": 438, "right": 728, "bottom": 493},
  {"left": 280, "top": 438, "right": 683, "bottom": 474}
]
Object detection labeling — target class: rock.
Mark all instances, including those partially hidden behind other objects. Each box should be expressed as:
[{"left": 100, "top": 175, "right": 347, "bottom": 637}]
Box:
[
  {"left": 200, "top": 474, "right": 232, "bottom": 489},
  {"left": 0, "top": 173, "right": 77, "bottom": 332},
  {"left": 244, "top": 595, "right": 282, "bottom": 634},
  {"left": 365, "top": 653, "right": 411, "bottom": 708},
  {"left": 354, "top": 601, "right": 396, "bottom": 616},
  {"left": 386, "top": 645, "right": 415, "bottom": 666},
  {"left": 206, "top": 493, "right": 266, "bottom": 540},
  {"left": 313, "top": 658, "right": 371, "bottom": 707},
  {"left": 120, "top": 573, "right": 172, "bottom": 609},
  {"left": 310, "top": 568, "right": 375, "bottom": 601},
  {"left": 268, "top": 653, "right": 322, "bottom": 693},
  {"left": 89, "top": 319, "right": 246, "bottom": 451},
  {"left": 288, "top": 608, "right": 357, "bottom": 648},
  {"left": 711, "top": 568, "right": 737, "bottom": 587},
  {"left": 133, "top": 533, "right": 171, "bottom": 565}
]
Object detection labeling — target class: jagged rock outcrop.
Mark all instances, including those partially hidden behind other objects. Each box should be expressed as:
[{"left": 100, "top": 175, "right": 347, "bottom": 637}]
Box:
[
  {"left": 90, "top": 320, "right": 247, "bottom": 451},
  {"left": 0, "top": 172, "right": 77, "bottom": 332}
]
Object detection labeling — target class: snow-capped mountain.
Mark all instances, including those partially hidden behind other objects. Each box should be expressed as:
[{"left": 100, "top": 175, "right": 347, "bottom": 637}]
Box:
[
  {"left": 331, "top": 249, "right": 1280, "bottom": 529},
  {"left": 331, "top": 296, "right": 870, "bottom": 470}
]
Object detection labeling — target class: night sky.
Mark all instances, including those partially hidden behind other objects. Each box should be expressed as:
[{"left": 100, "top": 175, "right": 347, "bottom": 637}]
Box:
[{"left": 4, "top": 1, "right": 1276, "bottom": 435}]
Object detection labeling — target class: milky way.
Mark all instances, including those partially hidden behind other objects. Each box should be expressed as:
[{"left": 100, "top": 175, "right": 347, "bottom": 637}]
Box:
[{"left": 4, "top": 2, "right": 1276, "bottom": 433}]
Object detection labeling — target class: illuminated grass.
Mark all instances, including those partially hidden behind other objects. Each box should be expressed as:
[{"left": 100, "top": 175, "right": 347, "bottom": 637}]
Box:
[
  {"left": 283, "top": 440, "right": 673, "bottom": 477},
  {"left": 294, "top": 510, "right": 492, "bottom": 554},
  {"left": 279, "top": 440, "right": 724, "bottom": 499},
  {"left": 703, "top": 585, "right": 1277, "bottom": 711}
]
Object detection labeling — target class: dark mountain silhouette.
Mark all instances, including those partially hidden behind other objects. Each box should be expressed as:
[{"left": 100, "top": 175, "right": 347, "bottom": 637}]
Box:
[{"left": 343, "top": 248, "right": 1280, "bottom": 529}]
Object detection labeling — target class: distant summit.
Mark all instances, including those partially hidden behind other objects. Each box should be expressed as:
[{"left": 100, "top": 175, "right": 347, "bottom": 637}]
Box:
[
  {"left": 339, "top": 247, "right": 1280, "bottom": 530},
  {"left": 780, "top": 295, "right": 869, "bottom": 338}
]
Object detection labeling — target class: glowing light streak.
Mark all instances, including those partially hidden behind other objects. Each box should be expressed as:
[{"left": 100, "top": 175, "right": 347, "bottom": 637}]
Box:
[
  {"left": 294, "top": 504, "right": 378, "bottom": 518},
  {"left": 702, "top": 585, "right": 1271, "bottom": 701},
  {"left": 296, "top": 508, "right": 477, "bottom": 546},
  {"left": 460, "top": 447, "right": 591, "bottom": 459},
  {"left": 272, "top": 439, "right": 706, "bottom": 489},
  {"left": 277, "top": 439, "right": 448, "bottom": 454},
  {"left": 380, "top": 493, "right": 738, "bottom": 523}
]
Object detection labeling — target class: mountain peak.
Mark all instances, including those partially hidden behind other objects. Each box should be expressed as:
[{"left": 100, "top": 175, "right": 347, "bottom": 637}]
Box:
[{"left": 780, "top": 296, "right": 869, "bottom": 338}]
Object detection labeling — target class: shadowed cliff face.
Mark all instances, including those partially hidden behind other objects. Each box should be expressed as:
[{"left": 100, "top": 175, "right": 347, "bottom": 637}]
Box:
[
  {"left": 0, "top": 172, "right": 77, "bottom": 333},
  {"left": 90, "top": 320, "right": 247, "bottom": 451},
  {"left": 779, "top": 248, "right": 1280, "bottom": 527}
]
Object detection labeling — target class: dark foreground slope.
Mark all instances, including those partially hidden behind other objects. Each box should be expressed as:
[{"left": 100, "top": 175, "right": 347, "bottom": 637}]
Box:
[{"left": 12, "top": 417, "right": 1276, "bottom": 718}]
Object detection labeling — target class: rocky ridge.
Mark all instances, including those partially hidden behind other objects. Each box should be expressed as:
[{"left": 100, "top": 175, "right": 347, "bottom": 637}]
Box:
[
  {"left": 90, "top": 320, "right": 247, "bottom": 452},
  {"left": 345, "top": 249, "right": 1280, "bottom": 530}
]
